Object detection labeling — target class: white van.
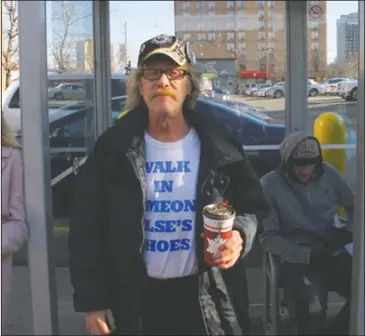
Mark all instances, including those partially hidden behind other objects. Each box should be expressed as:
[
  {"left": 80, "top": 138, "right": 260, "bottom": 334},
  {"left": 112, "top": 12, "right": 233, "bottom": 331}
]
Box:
[{"left": 2, "top": 73, "right": 128, "bottom": 133}]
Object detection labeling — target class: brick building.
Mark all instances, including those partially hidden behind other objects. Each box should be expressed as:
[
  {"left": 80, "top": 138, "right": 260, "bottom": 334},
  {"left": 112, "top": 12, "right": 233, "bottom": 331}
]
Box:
[{"left": 175, "top": 0, "right": 327, "bottom": 81}]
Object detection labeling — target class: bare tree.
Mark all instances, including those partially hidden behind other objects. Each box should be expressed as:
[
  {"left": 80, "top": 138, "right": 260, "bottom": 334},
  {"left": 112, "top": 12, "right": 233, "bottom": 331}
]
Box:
[
  {"left": 344, "top": 52, "right": 358, "bottom": 78},
  {"left": 50, "top": 1, "right": 91, "bottom": 72},
  {"left": 2, "top": 0, "right": 19, "bottom": 89},
  {"left": 326, "top": 52, "right": 358, "bottom": 78},
  {"left": 115, "top": 44, "right": 128, "bottom": 72},
  {"left": 310, "top": 49, "right": 321, "bottom": 75}
]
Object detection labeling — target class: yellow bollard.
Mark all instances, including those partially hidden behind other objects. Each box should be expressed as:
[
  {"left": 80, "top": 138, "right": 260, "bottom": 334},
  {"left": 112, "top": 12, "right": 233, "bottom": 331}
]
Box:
[{"left": 313, "top": 112, "right": 346, "bottom": 218}]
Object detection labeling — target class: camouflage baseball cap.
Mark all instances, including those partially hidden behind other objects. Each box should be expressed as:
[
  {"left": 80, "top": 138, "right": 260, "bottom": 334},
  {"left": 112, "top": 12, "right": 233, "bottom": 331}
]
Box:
[{"left": 137, "top": 34, "right": 196, "bottom": 66}]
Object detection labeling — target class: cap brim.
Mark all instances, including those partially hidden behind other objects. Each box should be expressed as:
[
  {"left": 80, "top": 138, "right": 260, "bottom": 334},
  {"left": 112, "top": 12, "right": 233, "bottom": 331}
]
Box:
[{"left": 143, "top": 48, "right": 187, "bottom": 66}]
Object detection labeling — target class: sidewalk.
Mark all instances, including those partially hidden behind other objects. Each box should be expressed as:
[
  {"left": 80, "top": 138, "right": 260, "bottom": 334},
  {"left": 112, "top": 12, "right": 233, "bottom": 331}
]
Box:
[{"left": 3, "top": 267, "right": 344, "bottom": 335}]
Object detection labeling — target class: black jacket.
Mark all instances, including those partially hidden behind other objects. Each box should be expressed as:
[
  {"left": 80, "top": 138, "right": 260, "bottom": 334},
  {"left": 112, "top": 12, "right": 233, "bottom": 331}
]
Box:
[{"left": 69, "top": 105, "right": 269, "bottom": 335}]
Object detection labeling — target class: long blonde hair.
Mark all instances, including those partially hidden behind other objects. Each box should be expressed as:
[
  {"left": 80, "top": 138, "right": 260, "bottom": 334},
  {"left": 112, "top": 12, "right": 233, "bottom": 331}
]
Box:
[
  {"left": 125, "top": 64, "right": 201, "bottom": 112},
  {"left": 1, "top": 114, "right": 21, "bottom": 148}
]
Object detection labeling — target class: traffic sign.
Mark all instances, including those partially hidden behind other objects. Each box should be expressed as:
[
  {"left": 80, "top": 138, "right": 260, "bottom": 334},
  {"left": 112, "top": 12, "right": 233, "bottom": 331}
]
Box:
[{"left": 309, "top": 4, "right": 323, "bottom": 20}]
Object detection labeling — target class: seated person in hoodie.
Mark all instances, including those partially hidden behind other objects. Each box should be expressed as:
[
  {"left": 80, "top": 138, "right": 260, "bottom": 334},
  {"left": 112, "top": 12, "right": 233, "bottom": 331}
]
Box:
[{"left": 260, "top": 131, "right": 354, "bottom": 335}]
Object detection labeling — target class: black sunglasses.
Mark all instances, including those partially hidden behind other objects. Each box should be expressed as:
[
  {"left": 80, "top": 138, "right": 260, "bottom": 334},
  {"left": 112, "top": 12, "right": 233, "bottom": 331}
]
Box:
[{"left": 141, "top": 69, "right": 189, "bottom": 81}]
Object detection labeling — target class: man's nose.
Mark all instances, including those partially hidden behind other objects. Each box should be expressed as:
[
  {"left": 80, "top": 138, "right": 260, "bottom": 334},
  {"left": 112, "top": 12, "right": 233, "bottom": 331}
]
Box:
[{"left": 157, "top": 73, "right": 170, "bottom": 86}]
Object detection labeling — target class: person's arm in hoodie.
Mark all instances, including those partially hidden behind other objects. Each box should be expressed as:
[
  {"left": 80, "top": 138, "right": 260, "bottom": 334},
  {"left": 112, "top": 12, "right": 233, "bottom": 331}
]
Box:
[
  {"left": 326, "top": 163, "right": 355, "bottom": 230},
  {"left": 259, "top": 175, "right": 311, "bottom": 264}
]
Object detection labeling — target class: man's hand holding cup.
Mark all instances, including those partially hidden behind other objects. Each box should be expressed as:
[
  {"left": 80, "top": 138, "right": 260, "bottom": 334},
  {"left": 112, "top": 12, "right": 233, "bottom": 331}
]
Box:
[
  {"left": 203, "top": 203, "right": 244, "bottom": 270},
  {"left": 213, "top": 230, "right": 243, "bottom": 269}
]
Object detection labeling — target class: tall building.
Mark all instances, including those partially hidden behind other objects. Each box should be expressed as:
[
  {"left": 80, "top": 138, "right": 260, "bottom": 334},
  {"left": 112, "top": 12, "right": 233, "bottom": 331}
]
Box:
[
  {"left": 175, "top": 0, "right": 327, "bottom": 80},
  {"left": 336, "top": 12, "right": 358, "bottom": 62},
  {"left": 76, "top": 39, "right": 94, "bottom": 73}
]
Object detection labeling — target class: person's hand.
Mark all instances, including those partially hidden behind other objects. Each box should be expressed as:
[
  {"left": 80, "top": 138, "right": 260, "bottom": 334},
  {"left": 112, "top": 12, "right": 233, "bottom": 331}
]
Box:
[
  {"left": 213, "top": 230, "right": 244, "bottom": 270},
  {"left": 85, "top": 309, "right": 115, "bottom": 335}
]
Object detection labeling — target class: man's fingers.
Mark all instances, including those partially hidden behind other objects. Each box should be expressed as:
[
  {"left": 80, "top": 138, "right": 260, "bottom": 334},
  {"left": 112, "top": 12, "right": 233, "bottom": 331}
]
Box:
[
  {"left": 217, "top": 251, "right": 241, "bottom": 269},
  {"left": 97, "top": 318, "right": 111, "bottom": 335},
  {"left": 85, "top": 313, "right": 112, "bottom": 335},
  {"left": 219, "top": 239, "right": 234, "bottom": 250},
  {"left": 215, "top": 241, "right": 242, "bottom": 260},
  {"left": 87, "top": 320, "right": 102, "bottom": 335}
]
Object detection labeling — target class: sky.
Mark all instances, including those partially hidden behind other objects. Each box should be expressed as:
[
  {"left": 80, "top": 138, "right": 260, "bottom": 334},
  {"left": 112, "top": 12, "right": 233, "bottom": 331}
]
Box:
[{"left": 109, "top": 1, "right": 359, "bottom": 66}]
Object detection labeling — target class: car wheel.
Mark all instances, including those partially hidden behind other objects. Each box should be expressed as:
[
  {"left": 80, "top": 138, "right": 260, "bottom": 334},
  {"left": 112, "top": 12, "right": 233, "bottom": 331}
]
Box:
[
  {"left": 53, "top": 92, "right": 64, "bottom": 100},
  {"left": 274, "top": 90, "right": 283, "bottom": 99},
  {"left": 351, "top": 88, "right": 357, "bottom": 101},
  {"left": 309, "top": 89, "right": 319, "bottom": 97}
]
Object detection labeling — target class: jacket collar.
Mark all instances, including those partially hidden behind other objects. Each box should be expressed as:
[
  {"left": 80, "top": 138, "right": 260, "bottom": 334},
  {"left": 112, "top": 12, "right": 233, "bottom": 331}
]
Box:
[{"left": 104, "top": 104, "right": 245, "bottom": 169}]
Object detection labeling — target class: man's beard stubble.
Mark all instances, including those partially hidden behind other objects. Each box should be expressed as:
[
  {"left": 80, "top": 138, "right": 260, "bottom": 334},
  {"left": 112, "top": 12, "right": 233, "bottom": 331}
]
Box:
[{"left": 154, "top": 108, "right": 179, "bottom": 131}]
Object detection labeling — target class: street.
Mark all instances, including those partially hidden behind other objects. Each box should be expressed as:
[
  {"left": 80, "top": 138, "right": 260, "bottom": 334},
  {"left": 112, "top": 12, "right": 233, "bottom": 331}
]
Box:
[{"left": 232, "top": 95, "right": 358, "bottom": 127}]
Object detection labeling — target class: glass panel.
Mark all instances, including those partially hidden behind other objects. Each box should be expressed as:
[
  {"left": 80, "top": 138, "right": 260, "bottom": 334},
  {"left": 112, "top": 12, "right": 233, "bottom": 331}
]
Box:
[
  {"left": 307, "top": 1, "right": 358, "bottom": 188},
  {"left": 45, "top": 1, "right": 96, "bottom": 333},
  {"left": 306, "top": 1, "right": 359, "bottom": 328}
]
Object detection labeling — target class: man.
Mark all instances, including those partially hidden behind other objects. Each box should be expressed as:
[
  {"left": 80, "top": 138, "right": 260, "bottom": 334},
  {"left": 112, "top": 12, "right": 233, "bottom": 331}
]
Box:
[
  {"left": 69, "top": 34, "right": 269, "bottom": 335},
  {"left": 260, "top": 131, "right": 354, "bottom": 335}
]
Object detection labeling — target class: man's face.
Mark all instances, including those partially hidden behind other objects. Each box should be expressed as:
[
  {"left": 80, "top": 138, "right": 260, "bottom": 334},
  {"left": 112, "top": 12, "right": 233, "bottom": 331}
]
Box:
[
  {"left": 138, "top": 57, "right": 190, "bottom": 120},
  {"left": 292, "top": 164, "right": 316, "bottom": 182}
]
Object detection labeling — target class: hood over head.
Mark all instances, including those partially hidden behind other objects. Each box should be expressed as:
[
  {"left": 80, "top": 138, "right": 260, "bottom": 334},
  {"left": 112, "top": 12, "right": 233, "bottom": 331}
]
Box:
[{"left": 279, "top": 130, "right": 323, "bottom": 178}]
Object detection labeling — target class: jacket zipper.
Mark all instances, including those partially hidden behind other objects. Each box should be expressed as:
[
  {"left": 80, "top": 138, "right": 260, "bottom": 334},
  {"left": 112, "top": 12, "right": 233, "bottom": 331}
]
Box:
[{"left": 126, "top": 151, "right": 146, "bottom": 254}]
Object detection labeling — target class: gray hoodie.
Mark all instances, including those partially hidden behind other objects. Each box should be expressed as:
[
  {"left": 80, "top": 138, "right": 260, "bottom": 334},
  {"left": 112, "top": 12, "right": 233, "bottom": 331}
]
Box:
[{"left": 259, "top": 131, "right": 355, "bottom": 264}]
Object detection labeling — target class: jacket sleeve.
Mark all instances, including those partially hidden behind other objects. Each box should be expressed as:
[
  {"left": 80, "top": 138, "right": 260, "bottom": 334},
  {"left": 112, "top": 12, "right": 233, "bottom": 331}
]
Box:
[
  {"left": 259, "top": 176, "right": 311, "bottom": 264},
  {"left": 329, "top": 164, "right": 355, "bottom": 231},
  {"left": 227, "top": 150, "right": 270, "bottom": 258},
  {"left": 68, "top": 140, "right": 110, "bottom": 312},
  {"left": 2, "top": 149, "right": 28, "bottom": 258}
]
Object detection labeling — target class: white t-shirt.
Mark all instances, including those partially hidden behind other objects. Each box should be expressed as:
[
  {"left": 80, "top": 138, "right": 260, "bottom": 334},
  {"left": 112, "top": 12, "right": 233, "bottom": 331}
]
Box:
[{"left": 144, "top": 128, "right": 201, "bottom": 279}]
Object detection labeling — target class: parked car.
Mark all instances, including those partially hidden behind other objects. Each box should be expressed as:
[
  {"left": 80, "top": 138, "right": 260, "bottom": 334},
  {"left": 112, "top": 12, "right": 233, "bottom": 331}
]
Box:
[
  {"left": 340, "top": 79, "right": 358, "bottom": 101},
  {"left": 47, "top": 82, "right": 85, "bottom": 101},
  {"left": 267, "top": 83, "right": 285, "bottom": 99},
  {"left": 307, "top": 81, "right": 325, "bottom": 96},
  {"left": 256, "top": 85, "right": 273, "bottom": 97},
  {"left": 213, "top": 87, "right": 231, "bottom": 101},
  {"left": 2, "top": 73, "right": 128, "bottom": 133},
  {"left": 241, "top": 84, "right": 258, "bottom": 95},
  {"left": 35, "top": 96, "right": 285, "bottom": 217},
  {"left": 250, "top": 84, "right": 272, "bottom": 96},
  {"left": 323, "top": 78, "right": 350, "bottom": 95}
]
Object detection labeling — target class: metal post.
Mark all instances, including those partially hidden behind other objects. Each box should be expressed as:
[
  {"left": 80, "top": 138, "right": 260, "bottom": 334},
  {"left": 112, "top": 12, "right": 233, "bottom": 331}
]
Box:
[
  {"left": 93, "top": 1, "right": 112, "bottom": 136},
  {"left": 18, "top": 1, "right": 59, "bottom": 335},
  {"left": 284, "top": 1, "right": 308, "bottom": 133},
  {"left": 350, "top": 1, "right": 364, "bottom": 335}
]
